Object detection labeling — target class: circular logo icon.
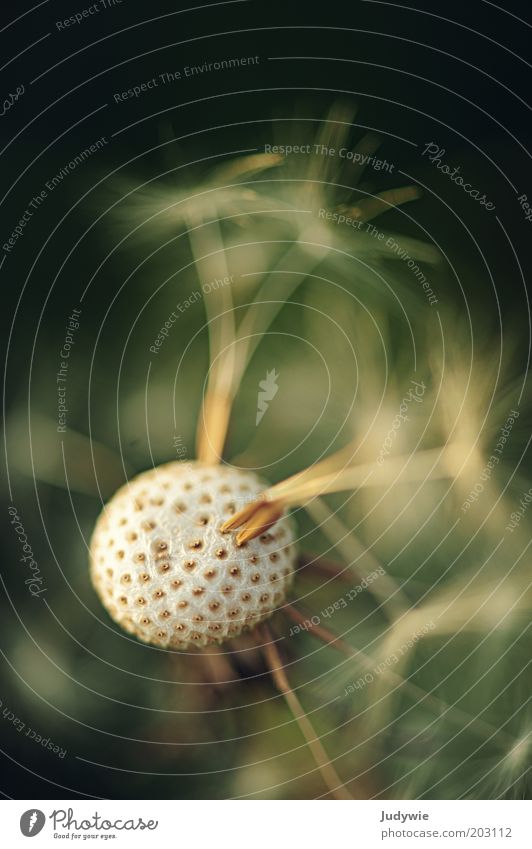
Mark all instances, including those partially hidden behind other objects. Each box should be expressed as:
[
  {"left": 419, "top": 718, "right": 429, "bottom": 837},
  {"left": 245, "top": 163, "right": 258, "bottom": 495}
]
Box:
[{"left": 20, "top": 810, "right": 46, "bottom": 837}]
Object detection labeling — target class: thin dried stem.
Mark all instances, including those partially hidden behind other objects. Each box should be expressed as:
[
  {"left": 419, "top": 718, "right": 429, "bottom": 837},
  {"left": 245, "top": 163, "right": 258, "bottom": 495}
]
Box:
[
  {"left": 341, "top": 186, "right": 422, "bottom": 224},
  {"left": 270, "top": 443, "right": 464, "bottom": 506},
  {"left": 225, "top": 120, "right": 422, "bottom": 412},
  {"left": 260, "top": 624, "right": 354, "bottom": 800},
  {"left": 344, "top": 132, "right": 381, "bottom": 184},
  {"left": 211, "top": 152, "right": 283, "bottom": 184},
  {"left": 223, "top": 442, "right": 468, "bottom": 544},
  {"left": 285, "top": 604, "right": 370, "bottom": 663},
  {"left": 230, "top": 237, "right": 331, "bottom": 397},
  {"left": 305, "top": 498, "right": 409, "bottom": 620},
  {"left": 195, "top": 390, "right": 233, "bottom": 467},
  {"left": 284, "top": 604, "right": 516, "bottom": 748},
  {"left": 197, "top": 645, "right": 237, "bottom": 688},
  {"left": 191, "top": 119, "right": 423, "bottom": 464},
  {"left": 298, "top": 553, "right": 356, "bottom": 584},
  {"left": 188, "top": 207, "right": 236, "bottom": 464}
]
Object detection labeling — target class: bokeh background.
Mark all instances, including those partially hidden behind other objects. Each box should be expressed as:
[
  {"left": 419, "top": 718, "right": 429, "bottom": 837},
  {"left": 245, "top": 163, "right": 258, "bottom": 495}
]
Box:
[{"left": 1, "top": 0, "right": 531, "bottom": 799}]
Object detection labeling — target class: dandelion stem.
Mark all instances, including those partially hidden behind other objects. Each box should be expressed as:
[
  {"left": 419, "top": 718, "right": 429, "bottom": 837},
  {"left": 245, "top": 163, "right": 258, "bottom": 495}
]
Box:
[
  {"left": 231, "top": 237, "right": 331, "bottom": 394},
  {"left": 285, "top": 603, "right": 369, "bottom": 663},
  {"left": 196, "top": 645, "right": 238, "bottom": 688},
  {"left": 269, "top": 444, "right": 463, "bottom": 506},
  {"left": 187, "top": 209, "right": 236, "bottom": 464},
  {"left": 304, "top": 498, "right": 409, "bottom": 620},
  {"left": 298, "top": 553, "right": 355, "bottom": 584},
  {"left": 260, "top": 624, "right": 354, "bottom": 800},
  {"left": 223, "top": 442, "right": 467, "bottom": 544},
  {"left": 210, "top": 152, "right": 283, "bottom": 184},
  {"left": 342, "top": 186, "right": 421, "bottom": 224},
  {"left": 285, "top": 604, "right": 517, "bottom": 748}
]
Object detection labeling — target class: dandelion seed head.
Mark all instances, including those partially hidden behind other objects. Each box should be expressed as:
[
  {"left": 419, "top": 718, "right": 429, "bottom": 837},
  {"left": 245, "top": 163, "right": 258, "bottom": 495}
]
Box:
[{"left": 90, "top": 462, "right": 296, "bottom": 649}]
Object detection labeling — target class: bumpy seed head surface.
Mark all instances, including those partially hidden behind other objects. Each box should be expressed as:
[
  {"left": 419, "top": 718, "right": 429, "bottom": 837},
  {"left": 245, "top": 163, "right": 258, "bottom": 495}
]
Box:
[{"left": 90, "top": 461, "right": 297, "bottom": 649}]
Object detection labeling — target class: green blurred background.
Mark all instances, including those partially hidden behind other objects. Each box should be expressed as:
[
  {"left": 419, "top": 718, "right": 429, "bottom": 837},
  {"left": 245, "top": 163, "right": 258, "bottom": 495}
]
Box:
[{"left": 1, "top": 0, "right": 531, "bottom": 799}]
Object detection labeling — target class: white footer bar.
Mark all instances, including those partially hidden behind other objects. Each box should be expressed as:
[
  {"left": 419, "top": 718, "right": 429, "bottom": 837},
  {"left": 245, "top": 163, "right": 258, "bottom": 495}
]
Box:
[{"left": 2, "top": 799, "right": 530, "bottom": 848}]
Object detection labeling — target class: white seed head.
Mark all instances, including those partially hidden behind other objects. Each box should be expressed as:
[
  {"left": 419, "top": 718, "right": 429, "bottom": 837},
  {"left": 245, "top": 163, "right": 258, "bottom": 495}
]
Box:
[{"left": 89, "top": 461, "right": 297, "bottom": 649}]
